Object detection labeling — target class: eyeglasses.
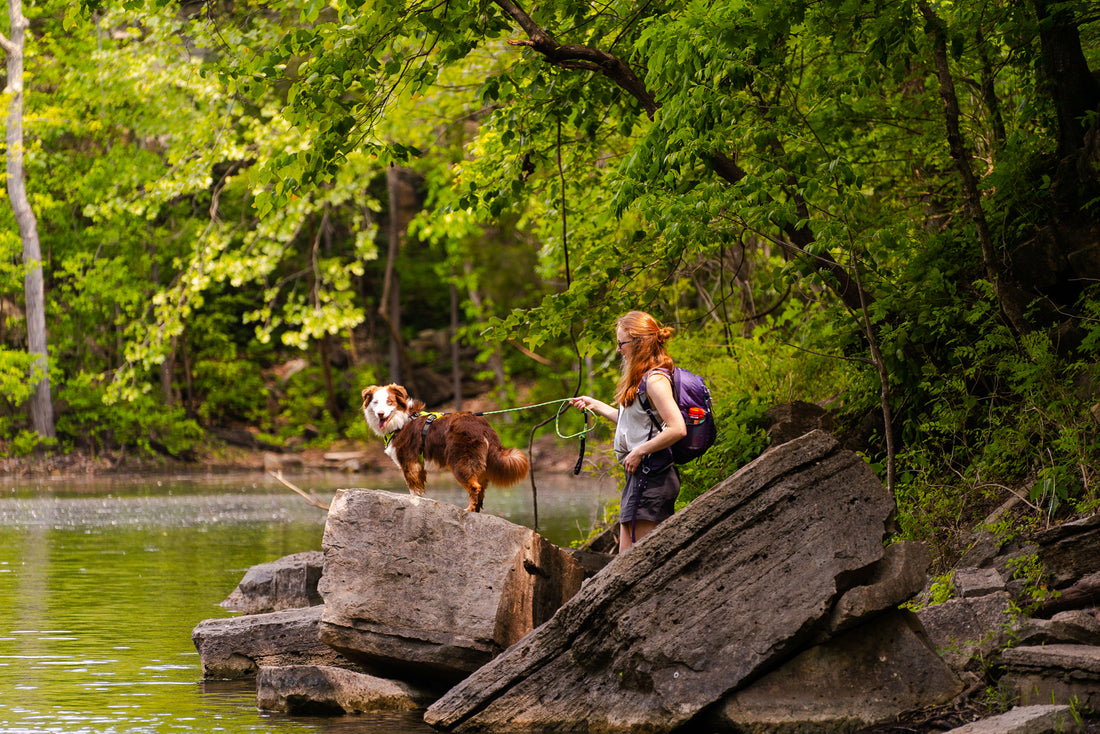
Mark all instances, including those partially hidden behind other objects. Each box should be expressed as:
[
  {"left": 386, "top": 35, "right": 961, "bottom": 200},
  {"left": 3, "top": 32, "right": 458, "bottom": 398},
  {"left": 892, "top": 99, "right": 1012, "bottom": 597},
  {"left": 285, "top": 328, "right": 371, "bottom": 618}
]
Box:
[{"left": 616, "top": 338, "right": 633, "bottom": 349}]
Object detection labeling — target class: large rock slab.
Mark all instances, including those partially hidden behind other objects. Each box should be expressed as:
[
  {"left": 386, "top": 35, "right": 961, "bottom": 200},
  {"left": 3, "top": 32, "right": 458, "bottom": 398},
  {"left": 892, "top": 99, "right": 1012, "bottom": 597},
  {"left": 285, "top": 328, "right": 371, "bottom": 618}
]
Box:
[
  {"left": 220, "top": 550, "right": 324, "bottom": 614},
  {"left": 916, "top": 591, "right": 1017, "bottom": 671},
  {"left": 425, "top": 430, "right": 897, "bottom": 732},
  {"left": 708, "top": 610, "right": 962, "bottom": 733},
  {"left": 192, "top": 606, "right": 355, "bottom": 679},
  {"left": 945, "top": 705, "right": 1082, "bottom": 734},
  {"left": 1033, "top": 515, "right": 1100, "bottom": 589},
  {"left": 318, "top": 489, "right": 585, "bottom": 683},
  {"left": 826, "top": 540, "right": 931, "bottom": 635},
  {"left": 1002, "top": 644, "right": 1100, "bottom": 710},
  {"left": 256, "top": 664, "right": 431, "bottom": 714}
]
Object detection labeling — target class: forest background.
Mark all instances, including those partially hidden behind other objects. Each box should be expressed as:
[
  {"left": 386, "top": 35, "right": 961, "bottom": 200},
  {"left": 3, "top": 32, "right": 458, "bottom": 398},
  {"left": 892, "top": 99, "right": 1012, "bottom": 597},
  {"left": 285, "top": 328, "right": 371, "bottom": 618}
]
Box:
[{"left": 2, "top": 0, "right": 1099, "bottom": 579}]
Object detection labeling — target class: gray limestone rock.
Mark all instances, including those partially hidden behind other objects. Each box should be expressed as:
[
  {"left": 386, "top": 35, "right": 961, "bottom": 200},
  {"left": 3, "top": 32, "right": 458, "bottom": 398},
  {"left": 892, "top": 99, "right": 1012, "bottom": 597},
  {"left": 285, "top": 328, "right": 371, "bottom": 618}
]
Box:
[
  {"left": 916, "top": 591, "right": 1017, "bottom": 671},
  {"left": 827, "top": 540, "right": 931, "bottom": 634},
  {"left": 1002, "top": 644, "right": 1100, "bottom": 711},
  {"left": 425, "top": 430, "right": 897, "bottom": 733},
  {"left": 192, "top": 606, "right": 355, "bottom": 679},
  {"left": 710, "top": 610, "right": 962, "bottom": 734},
  {"left": 318, "top": 488, "right": 585, "bottom": 683},
  {"left": 220, "top": 550, "right": 324, "bottom": 614},
  {"left": 256, "top": 664, "right": 431, "bottom": 714},
  {"left": 945, "top": 705, "right": 1082, "bottom": 734}
]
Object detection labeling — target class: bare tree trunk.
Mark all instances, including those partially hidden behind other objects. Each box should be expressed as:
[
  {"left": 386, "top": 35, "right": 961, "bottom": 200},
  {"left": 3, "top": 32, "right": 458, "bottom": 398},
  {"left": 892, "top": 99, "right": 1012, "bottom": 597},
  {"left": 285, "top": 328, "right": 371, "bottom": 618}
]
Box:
[
  {"left": 380, "top": 165, "right": 414, "bottom": 386},
  {"left": 450, "top": 282, "right": 462, "bottom": 411},
  {"left": 310, "top": 210, "right": 343, "bottom": 425},
  {"left": 1, "top": 0, "right": 55, "bottom": 438},
  {"left": 161, "top": 335, "right": 177, "bottom": 406}
]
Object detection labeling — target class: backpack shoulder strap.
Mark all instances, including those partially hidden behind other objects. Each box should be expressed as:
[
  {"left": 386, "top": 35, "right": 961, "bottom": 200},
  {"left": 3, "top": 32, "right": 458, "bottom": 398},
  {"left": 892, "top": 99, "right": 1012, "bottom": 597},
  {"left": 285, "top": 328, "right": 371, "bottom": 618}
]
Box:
[{"left": 638, "top": 367, "right": 674, "bottom": 429}]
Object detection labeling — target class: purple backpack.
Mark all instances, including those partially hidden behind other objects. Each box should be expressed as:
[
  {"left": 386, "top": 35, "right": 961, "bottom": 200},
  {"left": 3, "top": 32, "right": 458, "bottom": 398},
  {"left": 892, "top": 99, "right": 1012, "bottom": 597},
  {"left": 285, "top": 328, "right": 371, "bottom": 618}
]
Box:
[{"left": 639, "top": 367, "right": 717, "bottom": 464}]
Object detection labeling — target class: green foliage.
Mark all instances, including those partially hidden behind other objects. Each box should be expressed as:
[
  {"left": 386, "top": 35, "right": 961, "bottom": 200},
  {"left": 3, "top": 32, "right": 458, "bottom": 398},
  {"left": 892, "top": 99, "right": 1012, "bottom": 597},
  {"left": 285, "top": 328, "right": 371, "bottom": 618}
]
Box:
[
  {"left": 2, "top": 0, "right": 1099, "bottom": 582},
  {"left": 0, "top": 348, "right": 39, "bottom": 410},
  {"left": 4, "top": 430, "right": 48, "bottom": 457},
  {"left": 275, "top": 366, "right": 339, "bottom": 443},
  {"left": 192, "top": 357, "right": 270, "bottom": 427},
  {"left": 1005, "top": 552, "right": 1057, "bottom": 613},
  {"left": 56, "top": 373, "right": 203, "bottom": 456}
]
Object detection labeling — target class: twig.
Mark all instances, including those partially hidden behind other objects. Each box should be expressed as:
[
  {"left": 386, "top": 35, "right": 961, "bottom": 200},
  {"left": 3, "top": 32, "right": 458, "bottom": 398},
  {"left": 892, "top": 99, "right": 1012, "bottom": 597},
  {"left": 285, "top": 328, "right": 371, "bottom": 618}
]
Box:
[{"left": 269, "top": 470, "right": 330, "bottom": 510}]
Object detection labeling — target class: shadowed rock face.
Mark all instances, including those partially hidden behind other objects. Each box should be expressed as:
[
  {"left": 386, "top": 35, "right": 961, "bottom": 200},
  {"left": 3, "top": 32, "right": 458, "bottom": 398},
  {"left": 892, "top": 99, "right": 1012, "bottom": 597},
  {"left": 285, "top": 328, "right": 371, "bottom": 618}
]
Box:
[
  {"left": 317, "top": 488, "right": 585, "bottom": 684},
  {"left": 711, "top": 610, "right": 962, "bottom": 732},
  {"left": 424, "top": 430, "right": 908, "bottom": 733}
]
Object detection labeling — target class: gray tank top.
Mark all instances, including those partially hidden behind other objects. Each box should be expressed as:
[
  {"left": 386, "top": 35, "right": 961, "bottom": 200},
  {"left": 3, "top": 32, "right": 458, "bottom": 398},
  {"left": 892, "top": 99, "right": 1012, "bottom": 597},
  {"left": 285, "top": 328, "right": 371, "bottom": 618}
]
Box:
[{"left": 613, "top": 371, "right": 671, "bottom": 463}]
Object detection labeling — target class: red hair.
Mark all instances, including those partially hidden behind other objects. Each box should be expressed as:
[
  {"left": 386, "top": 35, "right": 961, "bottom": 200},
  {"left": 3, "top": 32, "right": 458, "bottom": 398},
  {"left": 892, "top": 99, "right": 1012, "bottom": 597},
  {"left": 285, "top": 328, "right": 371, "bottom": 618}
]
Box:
[{"left": 614, "top": 311, "right": 675, "bottom": 406}]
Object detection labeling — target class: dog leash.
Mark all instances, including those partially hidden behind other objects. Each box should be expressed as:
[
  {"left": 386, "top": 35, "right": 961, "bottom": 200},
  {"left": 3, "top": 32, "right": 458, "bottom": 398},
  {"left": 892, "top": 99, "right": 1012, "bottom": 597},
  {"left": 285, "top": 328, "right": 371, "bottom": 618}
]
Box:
[
  {"left": 476, "top": 398, "right": 593, "bottom": 438},
  {"left": 476, "top": 398, "right": 595, "bottom": 475}
]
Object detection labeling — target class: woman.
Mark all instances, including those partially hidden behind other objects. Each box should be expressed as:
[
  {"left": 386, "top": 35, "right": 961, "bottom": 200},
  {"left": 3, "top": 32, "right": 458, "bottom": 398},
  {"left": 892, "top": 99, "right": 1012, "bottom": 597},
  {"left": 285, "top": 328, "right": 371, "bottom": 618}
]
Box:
[{"left": 571, "top": 311, "right": 687, "bottom": 552}]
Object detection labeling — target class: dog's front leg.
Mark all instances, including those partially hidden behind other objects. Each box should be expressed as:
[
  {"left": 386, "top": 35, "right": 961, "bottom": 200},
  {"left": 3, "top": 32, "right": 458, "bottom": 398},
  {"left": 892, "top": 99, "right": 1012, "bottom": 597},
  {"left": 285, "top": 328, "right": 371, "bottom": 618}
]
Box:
[{"left": 403, "top": 462, "right": 427, "bottom": 497}]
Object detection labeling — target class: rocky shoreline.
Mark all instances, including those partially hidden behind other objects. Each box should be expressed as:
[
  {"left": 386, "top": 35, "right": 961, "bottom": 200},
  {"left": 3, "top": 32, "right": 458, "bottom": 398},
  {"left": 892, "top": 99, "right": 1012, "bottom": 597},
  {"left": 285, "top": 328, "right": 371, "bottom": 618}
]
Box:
[
  {"left": 191, "top": 430, "right": 1100, "bottom": 734},
  {"left": 0, "top": 430, "right": 594, "bottom": 485}
]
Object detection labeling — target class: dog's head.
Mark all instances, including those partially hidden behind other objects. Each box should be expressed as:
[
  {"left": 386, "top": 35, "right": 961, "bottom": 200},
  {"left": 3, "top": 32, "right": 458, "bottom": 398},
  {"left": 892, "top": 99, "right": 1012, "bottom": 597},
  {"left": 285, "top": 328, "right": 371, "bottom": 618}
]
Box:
[{"left": 361, "top": 384, "right": 412, "bottom": 436}]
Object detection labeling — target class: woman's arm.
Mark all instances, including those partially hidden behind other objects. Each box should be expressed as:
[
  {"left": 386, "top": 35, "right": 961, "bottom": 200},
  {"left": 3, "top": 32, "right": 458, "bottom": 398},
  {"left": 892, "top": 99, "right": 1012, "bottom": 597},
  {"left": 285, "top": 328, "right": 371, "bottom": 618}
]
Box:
[
  {"left": 570, "top": 395, "right": 618, "bottom": 423},
  {"left": 622, "top": 372, "right": 687, "bottom": 473}
]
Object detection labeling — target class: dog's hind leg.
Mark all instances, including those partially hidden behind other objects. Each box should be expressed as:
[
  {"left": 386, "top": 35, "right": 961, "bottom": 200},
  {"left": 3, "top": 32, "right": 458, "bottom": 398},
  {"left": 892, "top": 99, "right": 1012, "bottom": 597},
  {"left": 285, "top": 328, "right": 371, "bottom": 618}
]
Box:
[
  {"left": 452, "top": 469, "right": 484, "bottom": 512},
  {"left": 465, "top": 479, "right": 485, "bottom": 513}
]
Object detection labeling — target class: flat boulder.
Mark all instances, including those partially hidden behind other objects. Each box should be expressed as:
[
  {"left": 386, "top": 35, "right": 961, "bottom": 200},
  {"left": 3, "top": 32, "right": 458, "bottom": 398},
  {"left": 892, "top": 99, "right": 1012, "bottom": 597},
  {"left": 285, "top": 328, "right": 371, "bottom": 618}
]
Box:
[
  {"left": 192, "top": 606, "right": 355, "bottom": 679},
  {"left": 257, "top": 664, "right": 431, "bottom": 714},
  {"left": 318, "top": 488, "right": 585, "bottom": 683},
  {"left": 1002, "top": 644, "right": 1100, "bottom": 710},
  {"left": 425, "top": 430, "right": 898, "bottom": 732},
  {"left": 944, "top": 705, "right": 1082, "bottom": 734}
]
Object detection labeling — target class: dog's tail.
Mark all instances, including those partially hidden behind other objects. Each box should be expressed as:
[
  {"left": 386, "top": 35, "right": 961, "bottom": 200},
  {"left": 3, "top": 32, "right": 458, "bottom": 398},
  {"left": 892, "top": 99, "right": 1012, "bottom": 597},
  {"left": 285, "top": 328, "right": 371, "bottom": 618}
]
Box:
[{"left": 486, "top": 446, "right": 530, "bottom": 487}]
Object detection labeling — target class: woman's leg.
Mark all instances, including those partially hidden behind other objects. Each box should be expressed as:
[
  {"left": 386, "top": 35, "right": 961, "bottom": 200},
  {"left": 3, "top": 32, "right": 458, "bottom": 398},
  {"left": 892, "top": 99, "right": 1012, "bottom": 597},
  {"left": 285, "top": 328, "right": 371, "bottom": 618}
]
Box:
[{"left": 619, "top": 519, "right": 659, "bottom": 552}]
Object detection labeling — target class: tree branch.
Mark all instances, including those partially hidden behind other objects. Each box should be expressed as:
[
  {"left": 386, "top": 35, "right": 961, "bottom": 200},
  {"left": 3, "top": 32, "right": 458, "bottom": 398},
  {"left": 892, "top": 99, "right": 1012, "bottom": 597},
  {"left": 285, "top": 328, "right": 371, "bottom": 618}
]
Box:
[
  {"left": 492, "top": 0, "right": 868, "bottom": 314},
  {"left": 493, "top": 0, "right": 658, "bottom": 116}
]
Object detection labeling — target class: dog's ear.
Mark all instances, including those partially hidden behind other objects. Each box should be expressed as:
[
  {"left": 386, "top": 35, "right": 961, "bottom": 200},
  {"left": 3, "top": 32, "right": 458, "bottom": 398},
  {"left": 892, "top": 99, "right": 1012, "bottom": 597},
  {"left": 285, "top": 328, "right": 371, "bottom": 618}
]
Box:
[
  {"left": 361, "top": 385, "right": 378, "bottom": 407},
  {"left": 388, "top": 384, "right": 408, "bottom": 410}
]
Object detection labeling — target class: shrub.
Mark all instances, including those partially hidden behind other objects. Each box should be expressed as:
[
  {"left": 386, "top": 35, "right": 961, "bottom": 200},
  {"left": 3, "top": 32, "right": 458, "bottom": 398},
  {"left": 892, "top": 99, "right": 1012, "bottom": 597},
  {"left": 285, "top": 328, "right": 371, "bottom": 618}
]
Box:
[{"left": 56, "top": 372, "right": 203, "bottom": 456}]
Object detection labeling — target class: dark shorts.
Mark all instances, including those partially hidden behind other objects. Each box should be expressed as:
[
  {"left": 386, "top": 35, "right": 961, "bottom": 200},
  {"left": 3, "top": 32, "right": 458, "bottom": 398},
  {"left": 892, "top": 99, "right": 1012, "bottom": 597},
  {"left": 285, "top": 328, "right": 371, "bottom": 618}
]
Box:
[{"left": 620, "top": 458, "right": 680, "bottom": 526}]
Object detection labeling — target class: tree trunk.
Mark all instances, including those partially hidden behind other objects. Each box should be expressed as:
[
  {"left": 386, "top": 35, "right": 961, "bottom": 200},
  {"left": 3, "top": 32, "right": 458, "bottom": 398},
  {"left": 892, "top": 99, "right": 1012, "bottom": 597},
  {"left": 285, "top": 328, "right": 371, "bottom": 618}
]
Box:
[
  {"left": 1031, "top": 0, "right": 1100, "bottom": 161},
  {"left": 310, "top": 210, "right": 343, "bottom": 425},
  {"left": 450, "top": 282, "right": 462, "bottom": 411},
  {"left": 464, "top": 261, "right": 507, "bottom": 394},
  {"left": 920, "top": 1, "right": 1029, "bottom": 335},
  {"left": 2, "top": 0, "right": 55, "bottom": 439},
  {"left": 380, "top": 165, "right": 414, "bottom": 386}
]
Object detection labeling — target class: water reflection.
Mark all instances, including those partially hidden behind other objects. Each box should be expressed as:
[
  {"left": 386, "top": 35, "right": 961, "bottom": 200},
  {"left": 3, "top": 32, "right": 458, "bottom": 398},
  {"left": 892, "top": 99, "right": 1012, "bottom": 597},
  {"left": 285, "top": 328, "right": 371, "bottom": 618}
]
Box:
[{"left": 0, "top": 471, "right": 614, "bottom": 733}]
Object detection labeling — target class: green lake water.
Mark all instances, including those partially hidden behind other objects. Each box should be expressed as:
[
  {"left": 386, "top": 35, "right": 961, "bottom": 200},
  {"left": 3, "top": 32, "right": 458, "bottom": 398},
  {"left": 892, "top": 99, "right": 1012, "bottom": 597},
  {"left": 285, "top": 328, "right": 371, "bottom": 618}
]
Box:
[{"left": 0, "top": 471, "right": 614, "bottom": 733}]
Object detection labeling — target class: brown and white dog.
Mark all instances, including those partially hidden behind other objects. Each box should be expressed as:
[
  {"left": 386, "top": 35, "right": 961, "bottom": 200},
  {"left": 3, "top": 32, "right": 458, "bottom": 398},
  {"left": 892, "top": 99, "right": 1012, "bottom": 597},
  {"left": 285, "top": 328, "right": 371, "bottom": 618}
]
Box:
[{"left": 361, "top": 384, "right": 529, "bottom": 512}]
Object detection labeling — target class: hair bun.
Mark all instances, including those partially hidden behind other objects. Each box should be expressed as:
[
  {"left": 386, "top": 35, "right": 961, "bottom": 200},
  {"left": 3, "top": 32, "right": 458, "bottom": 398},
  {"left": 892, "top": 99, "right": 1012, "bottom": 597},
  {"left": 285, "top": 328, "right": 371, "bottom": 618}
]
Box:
[{"left": 658, "top": 325, "right": 675, "bottom": 343}]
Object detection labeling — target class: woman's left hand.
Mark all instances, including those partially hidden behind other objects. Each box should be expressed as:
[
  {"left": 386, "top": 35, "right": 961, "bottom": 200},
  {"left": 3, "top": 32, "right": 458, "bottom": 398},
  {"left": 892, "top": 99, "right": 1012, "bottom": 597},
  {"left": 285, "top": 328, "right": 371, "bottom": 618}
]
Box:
[{"left": 624, "top": 447, "right": 646, "bottom": 474}]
